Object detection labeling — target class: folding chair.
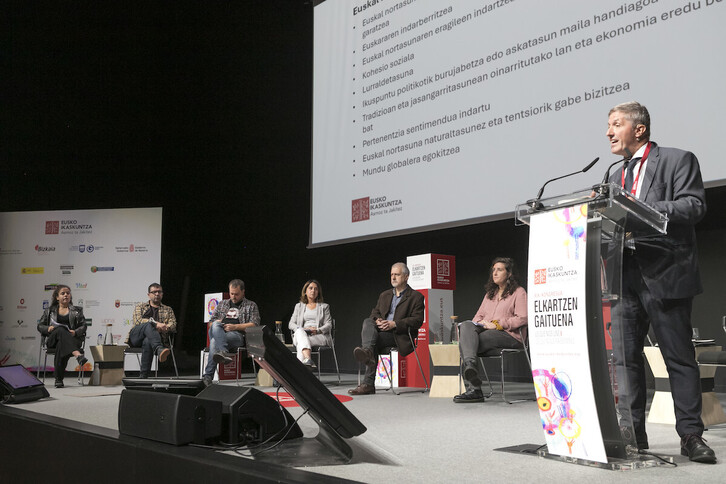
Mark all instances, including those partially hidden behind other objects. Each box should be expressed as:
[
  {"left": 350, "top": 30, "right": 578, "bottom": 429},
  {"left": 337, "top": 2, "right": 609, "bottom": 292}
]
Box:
[
  {"left": 360, "top": 330, "right": 429, "bottom": 395},
  {"left": 475, "top": 327, "right": 534, "bottom": 404},
  {"left": 124, "top": 333, "right": 179, "bottom": 377},
  {"left": 37, "top": 335, "right": 86, "bottom": 386},
  {"left": 309, "top": 318, "right": 341, "bottom": 384}
]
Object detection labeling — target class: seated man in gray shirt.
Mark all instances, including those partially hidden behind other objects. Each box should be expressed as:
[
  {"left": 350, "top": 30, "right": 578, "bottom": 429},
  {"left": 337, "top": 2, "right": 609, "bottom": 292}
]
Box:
[{"left": 202, "top": 279, "right": 260, "bottom": 386}]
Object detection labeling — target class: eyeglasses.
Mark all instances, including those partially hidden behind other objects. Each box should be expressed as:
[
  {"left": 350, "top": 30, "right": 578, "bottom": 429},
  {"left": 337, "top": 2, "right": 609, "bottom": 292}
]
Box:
[{"left": 149, "top": 290, "right": 163, "bottom": 294}]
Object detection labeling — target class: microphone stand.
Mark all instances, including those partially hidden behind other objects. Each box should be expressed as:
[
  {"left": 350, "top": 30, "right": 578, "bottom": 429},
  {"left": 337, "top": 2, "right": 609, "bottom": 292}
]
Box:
[{"left": 527, "top": 157, "right": 599, "bottom": 210}]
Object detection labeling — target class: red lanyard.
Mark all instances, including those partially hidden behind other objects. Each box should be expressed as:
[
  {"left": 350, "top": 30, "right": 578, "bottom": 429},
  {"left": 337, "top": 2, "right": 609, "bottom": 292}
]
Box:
[{"left": 621, "top": 142, "right": 651, "bottom": 196}]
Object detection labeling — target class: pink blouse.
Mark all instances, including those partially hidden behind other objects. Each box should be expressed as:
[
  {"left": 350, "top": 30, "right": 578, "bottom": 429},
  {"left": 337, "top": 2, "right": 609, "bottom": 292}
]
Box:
[{"left": 471, "top": 286, "right": 528, "bottom": 342}]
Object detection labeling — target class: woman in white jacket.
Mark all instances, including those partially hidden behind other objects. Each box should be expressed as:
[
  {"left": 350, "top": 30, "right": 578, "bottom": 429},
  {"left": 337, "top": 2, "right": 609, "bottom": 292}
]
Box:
[{"left": 288, "top": 280, "right": 333, "bottom": 367}]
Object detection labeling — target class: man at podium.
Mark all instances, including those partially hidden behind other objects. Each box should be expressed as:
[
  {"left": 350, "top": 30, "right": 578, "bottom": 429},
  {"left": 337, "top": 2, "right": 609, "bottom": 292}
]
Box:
[{"left": 606, "top": 101, "right": 715, "bottom": 463}]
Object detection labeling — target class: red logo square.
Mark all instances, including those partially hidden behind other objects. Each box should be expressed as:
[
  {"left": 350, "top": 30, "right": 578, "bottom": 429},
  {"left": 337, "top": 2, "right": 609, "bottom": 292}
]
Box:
[
  {"left": 534, "top": 268, "right": 547, "bottom": 285},
  {"left": 352, "top": 197, "right": 370, "bottom": 222},
  {"left": 45, "top": 221, "right": 59, "bottom": 234}
]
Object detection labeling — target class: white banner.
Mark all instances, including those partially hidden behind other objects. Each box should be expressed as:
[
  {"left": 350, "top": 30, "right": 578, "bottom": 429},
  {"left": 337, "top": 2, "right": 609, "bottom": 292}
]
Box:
[
  {"left": 528, "top": 204, "right": 606, "bottom": 463},
  {"left": 0, "top": 208, "right": 162, "bottom": 372}
]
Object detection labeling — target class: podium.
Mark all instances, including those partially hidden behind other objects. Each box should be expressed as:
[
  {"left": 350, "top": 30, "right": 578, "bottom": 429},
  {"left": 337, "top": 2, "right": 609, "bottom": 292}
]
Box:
[{"left": 515, "top": 183, "right": 668, "bottom": 468}]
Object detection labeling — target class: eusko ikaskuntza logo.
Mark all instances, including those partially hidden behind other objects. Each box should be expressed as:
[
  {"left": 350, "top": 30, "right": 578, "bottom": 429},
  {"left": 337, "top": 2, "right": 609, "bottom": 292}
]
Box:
[
  {"left": 352, "top": 195, "right": 402, "bottom": 222},
  {"left": 45, "top": 220, "right": 59, "bottom": 234},
  {"left": 352, "top": 197, "right": 370, "bottom": 222}
]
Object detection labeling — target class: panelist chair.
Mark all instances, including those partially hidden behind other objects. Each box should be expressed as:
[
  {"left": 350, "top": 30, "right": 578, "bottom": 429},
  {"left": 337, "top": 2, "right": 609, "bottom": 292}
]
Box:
[
  {"left": 37, "top": 335, "right": 86, "bottom": 386},
  {"left": 359, "top": 330, "right": 429, "bottom": 395},
  {"left": 124, "top": 333, "right": 179, "bottom": 378},
  {"left": 309, "top": 318, "right": 342, "bottom": 384},
  {"left": 475, "top": 327, "right": 534, "bottom": 404},
  {"left": 235, "top": 346, "right": 259, "bottom": 386},
  {"left": 696, "top": 316, "right": 726, "bottom": 372}
]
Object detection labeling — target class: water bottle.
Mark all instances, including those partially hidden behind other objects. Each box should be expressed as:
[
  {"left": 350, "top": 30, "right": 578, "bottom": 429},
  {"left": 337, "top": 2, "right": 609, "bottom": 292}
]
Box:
[
  {"left": 450, "top": 316, "right": 459, "bottom": 343},
  {"left": 97, "top": 333, "right": 103, "bottom": 345},
  {"left": 103, "top": 324, "right": 113, "bottom": 345},
  {"left": 275, "top": 321, "right": 285, "bottom": 343}
]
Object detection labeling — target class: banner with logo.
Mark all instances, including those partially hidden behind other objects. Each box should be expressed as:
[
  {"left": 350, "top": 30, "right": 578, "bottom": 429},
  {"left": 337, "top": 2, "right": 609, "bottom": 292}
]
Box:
[
  {"left": 0, "top": 208, "right": 162, "bottom": 372},
  {"left": 527, "top": 204, "right": 606, "bottom": 463}
]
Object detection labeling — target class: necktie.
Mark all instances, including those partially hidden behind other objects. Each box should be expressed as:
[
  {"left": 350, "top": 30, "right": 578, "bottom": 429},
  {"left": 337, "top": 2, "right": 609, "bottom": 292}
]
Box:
[{"left": 623, "top": 157, "right": 640, "bottom": 191}]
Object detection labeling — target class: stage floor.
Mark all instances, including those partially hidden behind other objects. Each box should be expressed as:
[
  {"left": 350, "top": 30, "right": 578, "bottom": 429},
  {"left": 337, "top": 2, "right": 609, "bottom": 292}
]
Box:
[{"left": 5, "top": 373, "right": 726, "bottom": 483}]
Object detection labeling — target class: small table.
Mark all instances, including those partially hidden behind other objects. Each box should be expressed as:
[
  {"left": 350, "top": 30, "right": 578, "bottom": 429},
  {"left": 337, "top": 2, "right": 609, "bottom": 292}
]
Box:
[
  {"left": 89, "top": 344, "right": 127, "bottom": 386},
  {"left": 644, "top": 345, "right": 726, "bottom": 427},
  {"left": 428, "top": 344, "right": 462, "bottom": 398}
]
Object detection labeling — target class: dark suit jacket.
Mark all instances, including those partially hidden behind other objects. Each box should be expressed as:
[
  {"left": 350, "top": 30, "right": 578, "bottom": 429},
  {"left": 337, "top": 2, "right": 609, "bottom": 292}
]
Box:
[
  {"left": 611, "top": 142, "right": 706, "bottom": 299},
  {"left": 369, "top": 284, "right": 425, "bottom": 356}
]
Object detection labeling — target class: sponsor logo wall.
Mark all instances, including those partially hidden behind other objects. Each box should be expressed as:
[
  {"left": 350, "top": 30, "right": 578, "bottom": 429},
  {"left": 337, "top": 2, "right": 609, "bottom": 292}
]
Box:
[{"left": 0, "top": 208, "right": 162, "bottom": 371}]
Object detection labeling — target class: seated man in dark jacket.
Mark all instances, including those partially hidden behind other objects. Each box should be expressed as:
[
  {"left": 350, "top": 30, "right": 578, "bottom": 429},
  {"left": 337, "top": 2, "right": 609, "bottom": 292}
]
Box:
[{"left": 349, "top": 262, "right": 425, "bottom": 395}]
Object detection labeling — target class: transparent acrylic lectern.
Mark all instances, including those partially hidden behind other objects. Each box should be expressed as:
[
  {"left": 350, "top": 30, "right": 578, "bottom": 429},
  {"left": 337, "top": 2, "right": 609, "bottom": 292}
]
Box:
[{"left": 515, "top": 183, "right": 670, "bottom": 470}]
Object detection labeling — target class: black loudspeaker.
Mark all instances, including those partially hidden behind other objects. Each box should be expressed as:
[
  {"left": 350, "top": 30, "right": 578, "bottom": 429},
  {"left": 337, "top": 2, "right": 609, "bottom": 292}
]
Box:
[
  {"left": 196, "top": 385, "right": 303, "bottom": 445},
  {"left": 0, "top": 365, "right": 50, "bottom": 404},
  {"left": 118, "top": 389, "right": 222, "bottom": 445}
]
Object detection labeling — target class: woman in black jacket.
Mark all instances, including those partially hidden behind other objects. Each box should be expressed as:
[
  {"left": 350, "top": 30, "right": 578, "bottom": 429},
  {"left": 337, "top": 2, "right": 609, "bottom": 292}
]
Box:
[{"left": 37, "top": 285, "right": 88, "bottom": 387}]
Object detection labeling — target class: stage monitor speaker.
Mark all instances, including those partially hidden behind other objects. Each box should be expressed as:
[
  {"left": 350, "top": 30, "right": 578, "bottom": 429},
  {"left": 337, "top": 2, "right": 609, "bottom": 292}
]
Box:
[
  {"left": 196, "top": 385, "right": 303, "bottom": 445},
  {"left": 118, "top": 389, "right": 222, "bottom": 445},
  {"left": 122, "top": 377, "right": 206, "bottom": 396},
  {"left": 0, "top": 365, "right": 50, "bottom": 404}
]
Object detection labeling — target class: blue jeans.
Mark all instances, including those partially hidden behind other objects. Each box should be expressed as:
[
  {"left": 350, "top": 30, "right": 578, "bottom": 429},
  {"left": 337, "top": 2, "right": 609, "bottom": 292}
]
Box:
[{"left": 203, "top": 321, "right": 245, "bottom": 378}]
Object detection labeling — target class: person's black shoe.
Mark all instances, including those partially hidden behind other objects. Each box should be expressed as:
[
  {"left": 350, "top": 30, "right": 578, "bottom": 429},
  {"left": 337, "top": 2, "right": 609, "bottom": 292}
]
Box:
[
  {"left": 681, "top": 434, "right": 717, "bottom": 463},
  {"left": 202, "top": 375, "right": 213, "bottom": 387},
  {"left": 139, "top": 372, "right": 149, "bottom": 379},
  {"left": 353, "top": 347, "right": 375, "bottom": 365},
  {"left": 453, "top": 389, "right": 485, "bottom": 403},
  {"left": 212, "top": 351, "right": 234, "bottom": 365},
  {"left": 54, "top": 380, "right": 64, "bottom": 388},
  {"left": 462, "top": 362, "right": 482, "bottom": 388},
  {"left": 76, "top": 355, "right": 88, "bottom": 367}
]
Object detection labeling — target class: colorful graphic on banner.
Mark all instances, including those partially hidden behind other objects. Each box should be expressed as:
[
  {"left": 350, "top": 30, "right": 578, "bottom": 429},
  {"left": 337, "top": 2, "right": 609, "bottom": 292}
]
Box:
[
  {"left": 0, "top": 208, "right": 162, "bottom": 371},
  {"left": 528, "top": 204, "right": 606, "bottom": 463}
]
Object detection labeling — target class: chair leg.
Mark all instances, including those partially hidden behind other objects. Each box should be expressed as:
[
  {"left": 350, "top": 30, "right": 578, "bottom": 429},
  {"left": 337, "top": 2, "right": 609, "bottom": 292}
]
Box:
[
  {"left": 410, "top": 343, "right": 429, "bottom": 392},
  {"left": 381, "top": 355, "right": 394, "bottom": 393},
  {"left": 500, "top": 352, "right": 535, "bottom": 404},
  {"left": 477, "top": 357, "right": 495, "bottom": 399},
  {"left": 170, "top": 347, "right": 179, "bottom": 378},
  {"left": 331, "top": 347, "right": 341, "bottom": 385}
]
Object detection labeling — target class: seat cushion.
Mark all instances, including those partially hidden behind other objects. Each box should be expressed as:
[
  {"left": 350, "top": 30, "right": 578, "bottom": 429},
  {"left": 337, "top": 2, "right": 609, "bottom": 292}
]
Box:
[{"left": 697, "top": 351, "right": 726, "bottom": 366}]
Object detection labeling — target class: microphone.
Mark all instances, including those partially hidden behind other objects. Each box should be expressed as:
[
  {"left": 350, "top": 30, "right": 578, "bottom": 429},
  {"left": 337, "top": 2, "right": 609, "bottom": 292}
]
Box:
[
  {"left": 600, "top": 147, "right": 633, "bottom": 185},
  {"left": 528, "top": 157, "right": 599, "bottom": 209}
]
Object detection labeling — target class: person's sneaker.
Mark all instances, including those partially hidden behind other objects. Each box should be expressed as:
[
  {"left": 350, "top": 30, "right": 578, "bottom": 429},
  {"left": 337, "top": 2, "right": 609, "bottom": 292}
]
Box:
[
  {"left": 139, "top": 372, "right": 148, "bottom": 379},
  {"left": 353, "top": 347, "right": 375, "bottom": 365},
  {"left": 76, "top": 355, "right": 88, "bottom": 367},
  {"left": 681, "top": 433, "right": 717, "bottom": 463},
  {"left": 202, "top": 375, "right": 213, "bottom": 387},
  {"left": 157, "top": 347, "right": 171, "bottom": 363},
  {"left": 462, "top": 362, "right": 482, "bottom": 388},
  {"left": 348, "top": 383, "right": 376, "bottom": 395},
  {"left": 212, "top": 351, "right": 234, "bottom": 365},
  {"left": 453, "top": 389, "right": 485, "bottom": 403},
  {"left": 302, "top": 358, "right": 316, "bottom": 368},
  {"left": 54, "top": 380, "right": 64, "bottom": 388}
]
